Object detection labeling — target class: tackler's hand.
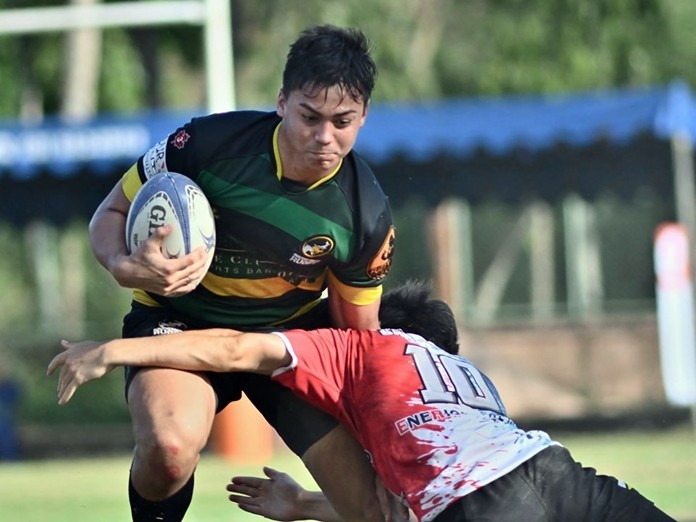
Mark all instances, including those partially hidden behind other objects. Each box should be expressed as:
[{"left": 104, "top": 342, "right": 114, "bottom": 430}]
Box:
[
  {"left": 227, "top": 467, "right": 308, "bottom": 521},
  {"left": 47, "top": 340, "right": 115, "bottom": 405}
]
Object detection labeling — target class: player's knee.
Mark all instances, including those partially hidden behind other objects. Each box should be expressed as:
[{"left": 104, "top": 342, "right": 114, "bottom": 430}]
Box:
[{"left": 134, "top": 430, "right": 202, "bottom": 482}]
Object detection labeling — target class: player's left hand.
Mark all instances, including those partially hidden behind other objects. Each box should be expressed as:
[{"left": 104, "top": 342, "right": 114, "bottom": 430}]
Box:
[
  {"left": 46, "top": 340, "right": 115, "bottom": 405},
  {"left": 227, "top": 467, "right": 306, "bottom": 521}
]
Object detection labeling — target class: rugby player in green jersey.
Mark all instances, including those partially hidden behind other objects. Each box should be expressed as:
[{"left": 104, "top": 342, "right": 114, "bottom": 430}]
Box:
[{"left": 87, "top": 24, "right": 395, "bottom": 522}]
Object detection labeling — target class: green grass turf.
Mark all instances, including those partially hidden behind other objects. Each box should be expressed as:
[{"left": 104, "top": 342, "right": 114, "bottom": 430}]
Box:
[
  {"left": 0, "top": 427, "right": 694, "bottom": 521},
  {"left": 0, "top": 449, "right": 313, "bottom": 522}
]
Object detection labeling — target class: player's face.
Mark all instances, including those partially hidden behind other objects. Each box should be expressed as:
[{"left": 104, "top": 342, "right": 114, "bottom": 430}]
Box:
[{"left": 276, "top": 85, "right": 367, "bottom": 184}]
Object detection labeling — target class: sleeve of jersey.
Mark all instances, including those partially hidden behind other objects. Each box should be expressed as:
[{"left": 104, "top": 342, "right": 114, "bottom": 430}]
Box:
[
  {"left": 121, "top": 164, "right": 145, "bottom": 203},
  {"left": 269, "top": 330, "right": 348, "bottom": 416},
  {"left": 329, "top": 187, "right": 396, "bottom": 305},
  {"left": 133, "top": 119, "right": 203, "bottom": 187}
]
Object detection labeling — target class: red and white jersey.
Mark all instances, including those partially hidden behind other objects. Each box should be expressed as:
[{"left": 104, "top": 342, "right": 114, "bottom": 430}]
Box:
[{"left": 272, "top": 328, "right": 557, "bottom": 522}]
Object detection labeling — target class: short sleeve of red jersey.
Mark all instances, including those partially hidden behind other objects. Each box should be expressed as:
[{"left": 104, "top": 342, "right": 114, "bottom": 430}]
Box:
[{"left": 270, "top": 329, "right": 350, "bottom": 414}]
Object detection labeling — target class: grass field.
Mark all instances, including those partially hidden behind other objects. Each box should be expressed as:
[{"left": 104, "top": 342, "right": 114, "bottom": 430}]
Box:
[{"left": 0, "top": 426, "right": 694, "bottom": 521}]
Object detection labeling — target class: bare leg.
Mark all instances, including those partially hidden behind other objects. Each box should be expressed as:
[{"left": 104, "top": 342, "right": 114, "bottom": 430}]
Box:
[
  {"left": 302, "top": 424, "right": 384, "bottom": 522},
  {"left": 128, "top": 368, "right": 217, "bottom": 500}
]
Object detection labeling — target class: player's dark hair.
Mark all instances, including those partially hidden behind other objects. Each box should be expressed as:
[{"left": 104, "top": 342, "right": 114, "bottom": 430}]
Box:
[
  {"left": 379, "top": 281, "right": 460, "bottom": 355},
  {"left": 282, "top": 24, "right": 377, "bottom": 104}
]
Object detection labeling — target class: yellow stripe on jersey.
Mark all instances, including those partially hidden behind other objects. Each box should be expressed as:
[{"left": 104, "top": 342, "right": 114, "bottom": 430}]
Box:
[
  {"left": 271, "top": 297, "right": 324, "bottom": 326},
  {"left": 201, "top": 272, "right": 326, "bottom": 297},
  {"left": 132, "top": 275, "right": 328, "bottom": 308},
  {"left": 327, "top": 271, "right": 382, "bottom": 305},
  {"left": 132, "top": 289, "right": 162, "bottom": 307},
  {"left": 121, "top": 164, "right": 143, "bottom": 202}
]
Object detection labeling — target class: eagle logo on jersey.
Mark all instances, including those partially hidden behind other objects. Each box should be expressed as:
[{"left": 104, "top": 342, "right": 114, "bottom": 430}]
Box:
[
  {"left": 367, "top": 226, "right": 396, "bottom": 280},
  {"left": 153, "top": 319, "right": 188, "bottom": 336},
  {"left": 171, "top": 129, "right": 190, "bottom": 150},
  {"left": 301, "top": 236, "right": 335, "bottom": 258}
]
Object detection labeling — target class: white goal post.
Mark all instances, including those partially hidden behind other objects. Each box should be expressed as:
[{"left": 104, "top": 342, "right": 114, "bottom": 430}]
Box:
[{"left": 0, "top": 0, "right": 235, "bottom": 112}]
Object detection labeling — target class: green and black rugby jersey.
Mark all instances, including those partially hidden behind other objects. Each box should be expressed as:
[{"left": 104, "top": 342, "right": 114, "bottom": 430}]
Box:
[{"left": 121, "top": 110, "right": 395, "bottom": 328}]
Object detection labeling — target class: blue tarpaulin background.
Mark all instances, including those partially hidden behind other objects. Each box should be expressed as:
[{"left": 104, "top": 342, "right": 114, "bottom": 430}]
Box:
[
  {"left": 0, "top": 81, "right": 693, "bottom": 221},
  {"left": 358, "top": 81, "right": 696, "bottom": 161},
  {"left": 1, "top": 81, "right": 693, "bottom": 178}
]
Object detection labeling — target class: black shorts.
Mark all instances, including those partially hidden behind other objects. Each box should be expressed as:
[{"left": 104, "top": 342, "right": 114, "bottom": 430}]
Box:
[
  {"left": 121, "top": 301, "right": 337, "bottom": 457},
  {"left": 437, "top": 445, "right": 677, "bottom": 522}
]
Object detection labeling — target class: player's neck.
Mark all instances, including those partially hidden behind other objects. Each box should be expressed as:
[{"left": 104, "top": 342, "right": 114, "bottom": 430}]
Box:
[{"left": 277, "top": 142, "right": 340, "bottom": 187}]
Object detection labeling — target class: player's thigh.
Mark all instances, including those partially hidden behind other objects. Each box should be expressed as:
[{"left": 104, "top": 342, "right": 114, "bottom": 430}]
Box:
[
  {"left": 587, "top": 474, "right": 677, "bottom": 522},
  {"left": 128, "top": 367, "right": 217, "bottom": 448},
  {"left": 530, "top": 445, "right": 676, "bottom": 522},
  {"left": 302, "top": 425, "right": 382, "bottom": 522},
  {"left": 440, "top": 446, "right": 577, "bottom": 522}
]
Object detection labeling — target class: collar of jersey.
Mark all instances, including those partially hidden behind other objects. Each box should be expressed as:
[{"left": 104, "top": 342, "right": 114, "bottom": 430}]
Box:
[{"left": 273, "top": 122, "right": 342, "bottom": 190}]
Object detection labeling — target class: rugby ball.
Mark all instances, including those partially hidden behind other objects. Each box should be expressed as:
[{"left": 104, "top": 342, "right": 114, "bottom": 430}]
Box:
[{"left": 125, "top": 172, "right": 216, "bottom": 274}]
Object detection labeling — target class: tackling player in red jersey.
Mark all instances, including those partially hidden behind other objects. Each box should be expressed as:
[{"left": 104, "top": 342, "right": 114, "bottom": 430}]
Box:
[{"left": 48, "top": 282, "right": 676, "bottom": 521}]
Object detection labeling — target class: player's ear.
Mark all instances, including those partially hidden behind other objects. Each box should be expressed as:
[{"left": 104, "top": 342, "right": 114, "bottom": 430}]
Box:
[
  {"left": 359, "top": 99, "right": 369, "bottom": 127},
  {"left": 276, "top": 89, "right": 287, "bottom": 117}
]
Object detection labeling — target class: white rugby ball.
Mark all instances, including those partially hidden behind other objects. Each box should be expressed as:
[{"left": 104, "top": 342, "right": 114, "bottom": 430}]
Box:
[{"left": 125, "top": 172, "right": 216, "bottom": 276}]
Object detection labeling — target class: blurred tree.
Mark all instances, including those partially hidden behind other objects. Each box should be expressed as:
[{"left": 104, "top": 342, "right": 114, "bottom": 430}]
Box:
[
  {"left": 0, "top": 0, "right": 694, "bottom": 117},
  {"left": 662, "top": 0, "right": 696, "bottom": 84},
  {"left": 436, "top": 0, "right": 674, "bottom": 96}
]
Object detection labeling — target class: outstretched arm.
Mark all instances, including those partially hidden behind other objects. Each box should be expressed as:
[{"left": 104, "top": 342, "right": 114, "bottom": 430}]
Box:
[
  {"left": 228, "top": 466, "right": 342, "bottom": 521},
  {"left": 46, "top": 329, "right": 290, "bottom": 405},
  {"left": 228, "top": 467, "right": 415, "bottom": 522}
]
